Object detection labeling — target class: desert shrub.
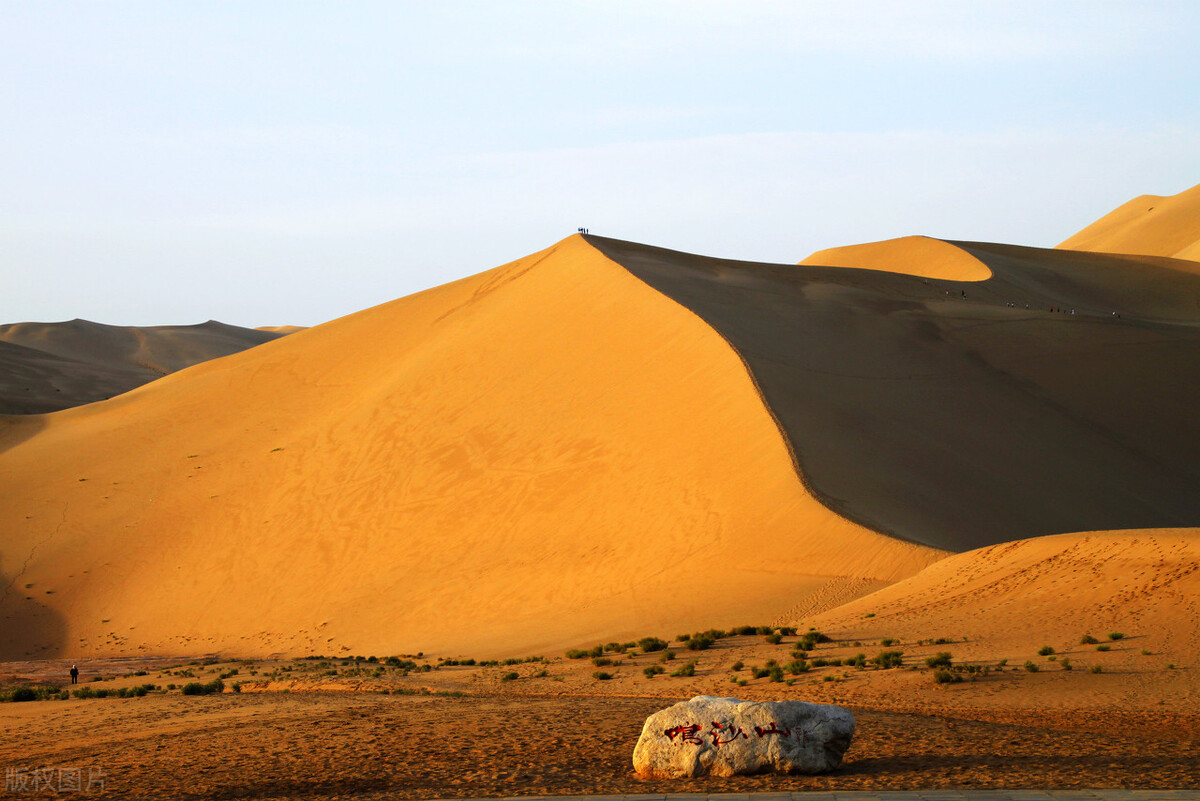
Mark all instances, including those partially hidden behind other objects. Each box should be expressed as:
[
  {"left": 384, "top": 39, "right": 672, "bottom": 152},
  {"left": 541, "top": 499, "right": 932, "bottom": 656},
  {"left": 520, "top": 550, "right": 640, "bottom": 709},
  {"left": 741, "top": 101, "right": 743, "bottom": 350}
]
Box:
[
  {"left": 810, "top": 658, "right": 828, "bottom": 667},
  {"left": 765, "top": 633, "right": 783, "bottom": 644},
  {"left": 880, "top": 638, "right": 897, "bottom": 647},
  {"left": 871, "top": 651, "right": 904, "bottom": 669},
  {"left": 660, "top": 649, "right": 675, "bottom": 662},
  {"left": 603, "top": 642, "right": 624, "bottom": 653},
  {"left": 768, "top": 666, "right": 785, "bottom": 682},
  {"left": 1167, "top": 663, "right": 1176, "bottom": 670},
  {"left": 755, "top": 626, "right": 773, "bottom": 636},
  {"left": 565, "top": 650, "right": 588, "bottom": 660},
  {"left": 1080, "top": 634, "right": 1098, "bottom": 645},
  {"left": 670, "top": 660, "right": 697, "bottom": 678},
  {"left": 592, "top": 657, "right": 612, "bottom": 667},
  {"left": 1037, "top": 646, "right": 1055, "bottom": 656},
  {"left": 8, "top": 687, "right": 37, "bottom": 702},
  {"left": 638, "top": 637, "right": 668, "bottom": 653},
  {"left": 181, "top": 679, "right": 224, "bottom": 696},
  {"left": 1108, "top": 632, "right": 1125, "bottom": 641},
  {"left": 1091, "top": 665, "right": 1103, "bottom": 674},
  {"left": 231, "top": 682, "right": 243, "bottom": 693},
  {"left": 751, "top": 666, "right": 770, "bottom": 679},
  {"left": 500, "top": 672, "right": 519, "bottom": 682},
  {"left": 925, "top": 652, "right": 953, "bottom": 668},
  {"left": 778, "top": 626, "right": 797, "bottom": 636},
  {"left": 933, "top": 669, "right": 961, "bottom": 684},
  {"left": 1023, "top": 661, "right": 1039, "bottom": 673},
  {"left": 1060, "top": 658, "right": 1072, "bottom": 671},
  {"left": 181, "top": 682, "right": 205, "bottom": 695},
  {"left": 1141, "top": 648, "right": 1152, "bottom": 656},
  {"left": 701, "top": 629, "right": 729, "bottom": 640},
  {"left": 997, "top": 658, "right": 1007, "bottom": 667},
  {"left": 848, "top": 653, "right": 868, "bottom": 669},
  {"left": 643, "top": 666, "right": 664, "bottom": 678},
  {"left": 864, "top": 612, "right": 876, "bottom": 618},
  {"left": 591, "top": 671, "right": 612, "bottom": 681},
  {"left": 730, "top": 660, "right": 744, "bottom": 672},
  {"left": 785, "top": 659, "right": 809, "bottom": 675},
  {"left": 791, "top": 649, "right": 809, "bottom": 660},
  {"left": 676, "top": 633, "right": 690, "bottom": 642},
  {"left": 1096, "top": 644, "right": 1111, "bottom": 652},
  {"left": 685, "top": 635, "right": 714, "bottom": 651}
]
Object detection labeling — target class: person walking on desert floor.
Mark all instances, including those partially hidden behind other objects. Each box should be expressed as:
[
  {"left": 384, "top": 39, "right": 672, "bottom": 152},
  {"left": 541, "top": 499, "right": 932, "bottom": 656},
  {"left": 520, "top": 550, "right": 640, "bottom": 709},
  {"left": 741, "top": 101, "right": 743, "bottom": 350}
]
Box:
[{"left": 70, "top": 664, "right": 79, "bottom": 684}]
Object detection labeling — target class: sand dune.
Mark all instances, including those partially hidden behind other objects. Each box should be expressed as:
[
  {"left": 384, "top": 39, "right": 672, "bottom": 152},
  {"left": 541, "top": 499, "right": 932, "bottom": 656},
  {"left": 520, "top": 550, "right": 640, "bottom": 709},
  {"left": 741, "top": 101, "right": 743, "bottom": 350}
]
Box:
[
  {"left": 1058, "top": 181, "right": 1200, "bottom": 261},
  {"left": 593, "top": 235, "right": 1200, "bottom": 550},
  {"left": 807, "top": 527, "right": 1200, "bottom": 669},
  {"left": 0, "top": 235, "right": 939, "bottom": 661},
  {"left": 0, "top": 319, "right": 288, "bottom": 413},
  {"left": 800, "top": 235, "right": 992, "bottom": 281}
]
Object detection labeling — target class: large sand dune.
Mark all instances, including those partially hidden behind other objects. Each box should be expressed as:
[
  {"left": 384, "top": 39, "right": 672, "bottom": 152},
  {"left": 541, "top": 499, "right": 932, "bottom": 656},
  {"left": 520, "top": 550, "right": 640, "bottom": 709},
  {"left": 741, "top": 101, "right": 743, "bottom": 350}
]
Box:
[
  {"left": 1058, "top": 181, "right": 1200, "bottom": 261},
  {"left": 594, "top": 235, "right": 1200, "bottom": 550},
  {"left": 0, "top": 319, "right": 287, "bottom": 413},
  {"left": 0, "top": 236, "right": 938, "bottom": 661}
]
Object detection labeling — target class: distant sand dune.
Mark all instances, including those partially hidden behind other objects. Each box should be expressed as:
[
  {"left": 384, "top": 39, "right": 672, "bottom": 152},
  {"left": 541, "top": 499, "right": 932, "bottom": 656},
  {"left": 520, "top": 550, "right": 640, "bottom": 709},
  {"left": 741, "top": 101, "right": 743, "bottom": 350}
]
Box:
[
  {"left": 801, "top": 234, "right": 992, "bottom": 281},
  {"left": 1058, "top": 181, "right": 1200, "bottom": 262},
  {"left": 0, "top": 319, "right": 288, "bottom": 413}
]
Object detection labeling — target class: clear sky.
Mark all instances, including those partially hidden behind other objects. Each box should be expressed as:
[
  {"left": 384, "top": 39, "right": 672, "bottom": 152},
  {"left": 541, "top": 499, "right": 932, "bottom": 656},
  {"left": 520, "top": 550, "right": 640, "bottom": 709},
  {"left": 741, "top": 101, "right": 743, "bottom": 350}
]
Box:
[{"left": 4, "top": 1, "right": 1200, "bottom": 327}]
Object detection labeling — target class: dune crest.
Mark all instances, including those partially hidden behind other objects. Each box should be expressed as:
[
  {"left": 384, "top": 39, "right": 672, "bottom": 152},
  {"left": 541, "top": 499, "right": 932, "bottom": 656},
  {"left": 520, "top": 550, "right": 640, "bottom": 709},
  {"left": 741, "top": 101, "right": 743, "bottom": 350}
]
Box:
[
  {"left": 0, "top": 235, "right": 941, "bottom": 661},
  {"left": 1057, "top": 181, "right": 1200, "bottom": 263},
  {"left": 800, "top": 235, "right": 992, "bottom": 282}
]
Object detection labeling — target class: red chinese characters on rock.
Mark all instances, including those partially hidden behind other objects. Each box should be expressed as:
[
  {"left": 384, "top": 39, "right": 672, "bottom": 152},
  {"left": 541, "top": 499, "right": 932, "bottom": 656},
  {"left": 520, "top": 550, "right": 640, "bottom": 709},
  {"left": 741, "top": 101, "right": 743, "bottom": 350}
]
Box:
[
  {"left": 664, "top": 720, "right": 805, "bottom": 748},
  {"left": 663, "top": 724, "right": 704, "bottom": 745}
]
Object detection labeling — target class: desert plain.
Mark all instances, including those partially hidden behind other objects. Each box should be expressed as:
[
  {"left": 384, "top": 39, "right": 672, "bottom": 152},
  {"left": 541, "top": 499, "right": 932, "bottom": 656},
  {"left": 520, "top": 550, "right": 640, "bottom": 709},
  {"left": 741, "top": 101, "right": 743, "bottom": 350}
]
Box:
[{"left": 2, "top": 183, "right": 1200, "bottom": 798}]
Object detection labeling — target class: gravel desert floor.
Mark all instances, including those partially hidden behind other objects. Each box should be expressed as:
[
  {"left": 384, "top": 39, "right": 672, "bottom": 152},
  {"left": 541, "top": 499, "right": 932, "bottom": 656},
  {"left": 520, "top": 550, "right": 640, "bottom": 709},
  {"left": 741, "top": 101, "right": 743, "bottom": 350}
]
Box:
[{"left": 3, "top": 638, "right": 1199, "bottom": 800}]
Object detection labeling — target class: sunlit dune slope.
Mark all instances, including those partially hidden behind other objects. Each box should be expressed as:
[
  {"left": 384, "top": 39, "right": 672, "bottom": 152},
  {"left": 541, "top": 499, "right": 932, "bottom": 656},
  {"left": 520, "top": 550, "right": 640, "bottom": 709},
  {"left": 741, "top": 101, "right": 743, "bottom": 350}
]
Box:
[
  {"left": 590, "top": 235, "right": 1200, "bottom": 551},
  {"left": 0, "top": 319, "right": 287, "bottom": 413},
  {"left": 801, "top": 235, "right": 992, "bottom": 281},
  {"left": 807, "top": 528, "right": 1200, "bottom": 669},
  {"left": 0, "top": 235, "right": 941, "bottom": 661},
  {"left": 1058, "top": 181, "right": 1200, "bottom": 262}
]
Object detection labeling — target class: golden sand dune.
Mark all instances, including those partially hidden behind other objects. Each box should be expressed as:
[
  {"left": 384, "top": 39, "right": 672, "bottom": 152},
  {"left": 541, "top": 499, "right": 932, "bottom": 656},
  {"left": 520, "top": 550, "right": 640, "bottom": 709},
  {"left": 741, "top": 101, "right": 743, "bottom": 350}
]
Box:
[
  {"left": 0, "top": 319, "right": 288, "bottom": 414},
  {"left": 800, "top": 235, "right": 992, "bottom": 281},
  {"left": 0, "top": 235, "right": 940, "bottom": 661},
  {"left": 592, "top": 235, "right": 1200, "bottom": 551},
  {"left": 1058, "top": 181, "right": 1200, "bottom": 262},
  {"left": 255, "top": 325, "right": 308, "bottom": 335},
  {"left": 808, "top": 528, "right": 1200, "bottom": 667}
]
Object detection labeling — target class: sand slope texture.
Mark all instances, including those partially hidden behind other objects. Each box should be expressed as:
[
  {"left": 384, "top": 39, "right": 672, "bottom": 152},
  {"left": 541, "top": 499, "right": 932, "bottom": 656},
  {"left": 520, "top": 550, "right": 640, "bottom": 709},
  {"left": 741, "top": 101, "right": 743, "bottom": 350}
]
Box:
[
  {"left": 0, "top": 235, "right": 939, "bottom": 661},
  {"left": 0, "top": 319, "right": 288, "bottom": 414}
]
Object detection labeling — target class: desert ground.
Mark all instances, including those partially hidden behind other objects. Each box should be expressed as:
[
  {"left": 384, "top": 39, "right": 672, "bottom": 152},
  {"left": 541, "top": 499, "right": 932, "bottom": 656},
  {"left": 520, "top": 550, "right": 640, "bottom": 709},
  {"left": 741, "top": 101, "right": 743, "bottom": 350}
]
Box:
[{"left": 2, "top": 184, "right": 1200, "bottom": 797}]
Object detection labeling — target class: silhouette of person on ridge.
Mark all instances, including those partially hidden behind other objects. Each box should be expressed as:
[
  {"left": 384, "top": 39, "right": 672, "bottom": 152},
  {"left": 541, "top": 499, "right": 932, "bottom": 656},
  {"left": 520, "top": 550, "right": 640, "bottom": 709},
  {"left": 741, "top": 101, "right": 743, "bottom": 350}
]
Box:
[{"left": 70, "top": 664, "right": 79, "bottom": 684}]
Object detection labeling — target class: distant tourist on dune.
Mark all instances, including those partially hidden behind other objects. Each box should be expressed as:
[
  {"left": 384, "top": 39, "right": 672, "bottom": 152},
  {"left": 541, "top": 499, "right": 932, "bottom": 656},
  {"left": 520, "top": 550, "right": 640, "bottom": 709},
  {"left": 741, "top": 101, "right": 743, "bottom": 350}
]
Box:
[{"left": 69, "top": 664, "right": 78, "bottom": 684}]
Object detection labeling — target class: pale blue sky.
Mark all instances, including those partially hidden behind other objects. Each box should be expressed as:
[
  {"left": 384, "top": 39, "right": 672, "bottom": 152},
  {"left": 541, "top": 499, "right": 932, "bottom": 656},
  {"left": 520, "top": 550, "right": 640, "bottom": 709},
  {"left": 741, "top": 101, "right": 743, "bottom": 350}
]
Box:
[{"left": 4, "top": 1, "right": 1199, "bottom": 327}]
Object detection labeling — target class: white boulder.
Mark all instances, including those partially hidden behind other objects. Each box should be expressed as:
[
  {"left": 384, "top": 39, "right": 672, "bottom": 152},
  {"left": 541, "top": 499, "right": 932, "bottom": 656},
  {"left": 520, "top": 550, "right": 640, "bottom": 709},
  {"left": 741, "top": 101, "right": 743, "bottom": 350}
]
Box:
[{"left": 632, "top": 695, "right": 855, "bottom": 778}]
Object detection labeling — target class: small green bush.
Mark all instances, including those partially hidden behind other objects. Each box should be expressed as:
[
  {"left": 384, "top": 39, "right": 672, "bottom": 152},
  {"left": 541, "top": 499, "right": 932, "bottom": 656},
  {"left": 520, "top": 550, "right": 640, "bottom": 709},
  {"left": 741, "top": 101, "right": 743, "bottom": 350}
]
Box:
[
  {"left": 592, "top": 657, "right": 612, "bottom": 667},
  {"left": 933, "top": 669, "right": 961, "bottom": 684},
  {"left": 1037, "top": 646, "right": 1055, "bottom": 656},
  {"left": 765, "top": 633, "right": 783, "bottom": 644},
  {"left": 671, "top": 660, "right": 697, "bottom": 678},
  {"left": 871, "top": 650, "right": 904, "bottom": 669},
  {"left": 1080, "top": 634, "right": 1098, "bottom": 645},
  {"left": 924, "top": 652, "right": 953, "bottom": 668},
  {"left": 880, "top": 638, "right": 897, "bottom": 647},
  {"left": 500, "top": 672, "right": 519, "bottom": 682},
  {"left": 784, "top": 659, "right": 810, "bottom": 675},
  {"left": 1108, "top": 632, "right": 1124, "bottom": 641},
  {"left": 1141, "top": 648, "right": 1152, "bottom": 656},
  {"left": 638, "top": 637, "right": 668, "bottom": 653},
  {"left": 768, "top": 666, "right": 785, "bottom": 683},
  {"left": 1023, "top": 661, "right": 1038, "bottom": 673},
  {"left": 565, "top": 649, "right": 588, "bottom": 659},
  {"left": 592, "top": 671, "right": 612, "bottom": 681},
  {"left": 1091, "top": 665, "right": 1103, "bottom": 674},
  {"left": 660, "top": 649, "right": 675, "bottom": 662},
  {"left": 730, "top": 660, "right": 744, "bottom": 672},
  {"left": 1060, "top": 658, "right": 1072, "bottom": 671},
  {"left": 1096, "top": 644, "right": 1111, "bottom": 652},
  {"left": 643, "top": 666, "right": 664, "bottom": 678},
  {"left": 9, "top": 687, "right": 37, "bottom": 702},
  {"left": 685, "top": 635, "right": 714, "bottom": 651}
]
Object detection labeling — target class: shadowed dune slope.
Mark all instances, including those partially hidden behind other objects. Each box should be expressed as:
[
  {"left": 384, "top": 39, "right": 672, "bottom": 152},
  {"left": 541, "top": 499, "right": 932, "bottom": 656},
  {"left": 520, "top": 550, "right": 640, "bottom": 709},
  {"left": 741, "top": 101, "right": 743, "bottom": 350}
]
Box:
[
  {"left": 0, "top": 319, "right": 288, "bottom": 413},
  {"left": 800, "top": 235, "right": 992, "bottom": 281},
  {"left": 1058, "top": 182, "right": 1200, "bottom": 262},
  {"left": 807, "top": 528, "right": 1200, "bottom": 667},
  {"left": 588, "top": 235, "right": 1200, "bottom": 551},
  {"left": 0, "top": 235, "right": 941, "bottom": 661}
]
